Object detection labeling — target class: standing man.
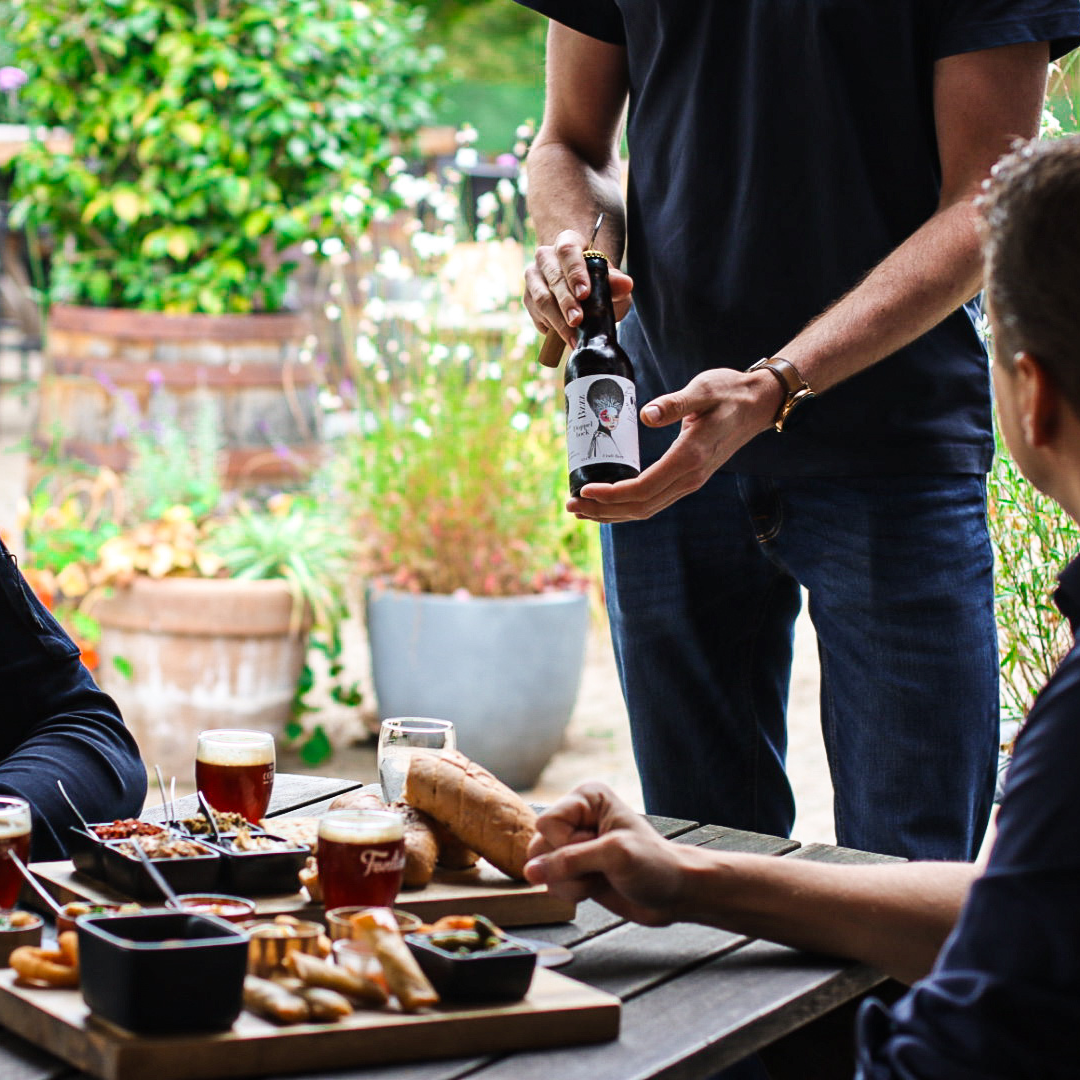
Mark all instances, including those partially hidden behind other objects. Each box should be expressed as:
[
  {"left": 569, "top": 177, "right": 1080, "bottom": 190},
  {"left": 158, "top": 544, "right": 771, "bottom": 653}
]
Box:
[{"left": 516, "top": 2, "right": 1080, "bottom": 859}]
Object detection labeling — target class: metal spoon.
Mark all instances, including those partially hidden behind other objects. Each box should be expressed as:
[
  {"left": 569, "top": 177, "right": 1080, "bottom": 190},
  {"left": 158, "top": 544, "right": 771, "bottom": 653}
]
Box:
[
  {"left": 154, "top": 765, "right": 178, "bottom": 828},
  {"left": 56, "top": 780, "right": 91, "bottom": 835},
  {"left": 129, "top": 838, "right": 183, "bottom": 911},
  {"left": 196, "top": 791, "right": 222, "bottom": 845},
  {"left": 8, "top": 851, "right": 67, "bottom": 922}
]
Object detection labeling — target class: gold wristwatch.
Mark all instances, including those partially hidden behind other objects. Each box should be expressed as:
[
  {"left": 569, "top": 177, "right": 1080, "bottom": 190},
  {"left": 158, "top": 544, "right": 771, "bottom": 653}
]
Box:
[{"left": 746, "top": 356, "right": 815, "bottom": 432}]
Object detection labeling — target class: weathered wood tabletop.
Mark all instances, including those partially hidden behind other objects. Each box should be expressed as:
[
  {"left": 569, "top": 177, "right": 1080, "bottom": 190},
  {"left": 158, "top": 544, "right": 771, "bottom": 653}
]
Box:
[{"left": 5, "top": 774, "right": 898, "bottom": 1080}]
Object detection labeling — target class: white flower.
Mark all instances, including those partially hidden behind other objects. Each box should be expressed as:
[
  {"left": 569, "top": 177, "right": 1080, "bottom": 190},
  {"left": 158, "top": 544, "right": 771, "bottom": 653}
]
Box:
[
  {"left": 515, "top": 123, "right": 533, "bottom": 140},
  {"left": 356, "top": 335, "right": 379, "bottom": 366},
  {"left": 496, "top": 178, "right": 516, "bottom": 203},
  {"left": 510, "top": 412, "right": 530, "bottom": 431},
  {"left": 365, "top": 296, "right": 387, "bottom": 322},
  {"left": 476, "top": 191, "right": 500, "bottom": 219},
  {"left": 412, "top": 418, "right": 433, "bottom": 438},
  {"left": 319, "top": 389, "right": 343, "bottom": 410},
  {"left": 482, "top": 361, "right": 503, "bottom": 381},
  {"left": 455, "top": 343, "right": 473, "bottom": 361},
  {"left": 455, "top": 147, "right": 479, "bottom": 169},
  {"left": 455, "top": 124, "right": 478, "bottom": 145},
  {"left": 324, "top": 303, "right": 342, "bottom": 321},
  {"left": 321, "top": 237, "right": 345, "bottom": 257},
  {"left": 301, "top": 239, "right": 318, "bottom": 255},
  {"left": 475, "top": 223, "right": 496, "bottom": 243},
  {"left": 428, "top": 343, "right": 450, "bottom": 365},
  {"left": 387, "top": 156, "right": 408, "bottom": 176},
  {"left": 342, "top": 193, "right": 364, "bottom": 218}
]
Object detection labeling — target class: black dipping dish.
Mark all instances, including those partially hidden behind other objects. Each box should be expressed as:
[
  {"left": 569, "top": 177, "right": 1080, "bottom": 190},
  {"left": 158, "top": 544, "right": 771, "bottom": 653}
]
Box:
[
  {"left": 205, "top": 834, "right": 312, "bottom": 895},
  {"left": 99, "top": 838, "right": 221, "bottom": 900},
  {"left": 66, "top": 826, "right": 107, "bottom": 880},
  {"left": 77, "top": 911, "right": 248, "bottom": 1035},
  {"left": 405, "top": 933, "right": 537, "bottom": 1003}
]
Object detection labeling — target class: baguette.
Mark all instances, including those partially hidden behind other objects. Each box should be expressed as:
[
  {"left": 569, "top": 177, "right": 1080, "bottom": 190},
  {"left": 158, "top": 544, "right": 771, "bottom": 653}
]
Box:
[{"left": 402, "top": 749, "right": 536, "bottom": 880}]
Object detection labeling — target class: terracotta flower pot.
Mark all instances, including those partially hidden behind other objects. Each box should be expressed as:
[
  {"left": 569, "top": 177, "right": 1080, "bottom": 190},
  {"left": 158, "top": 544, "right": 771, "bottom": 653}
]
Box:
[{"left": 94, "top": 577, "right": 308, "bottom": 779}]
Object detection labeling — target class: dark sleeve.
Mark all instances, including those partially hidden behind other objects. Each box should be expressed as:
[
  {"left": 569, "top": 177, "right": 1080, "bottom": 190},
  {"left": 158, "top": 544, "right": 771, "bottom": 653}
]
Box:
[
  {"left": 0, "top": 546, "right": 146, "bottom": 860},
  {"left": 511, "top": 0, "right": 626, "bottom": 46},
  {"left": 855, "top": 651, "right": 1080, "bottom": 1078},
  {"left": 935, "top": 0, "right": 1080, "bottom": 62}
]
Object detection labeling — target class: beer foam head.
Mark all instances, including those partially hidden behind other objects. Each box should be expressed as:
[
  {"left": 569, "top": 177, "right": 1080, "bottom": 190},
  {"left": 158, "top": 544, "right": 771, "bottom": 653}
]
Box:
[
  {"left": 0, "top": 797, "right": 30, "bottom": 837},
  {"left": 197, "top": 729, "right": 275, "bottom": 766},
  {"left": 318, "top": 809, "right": 404, "bottom": 845}
]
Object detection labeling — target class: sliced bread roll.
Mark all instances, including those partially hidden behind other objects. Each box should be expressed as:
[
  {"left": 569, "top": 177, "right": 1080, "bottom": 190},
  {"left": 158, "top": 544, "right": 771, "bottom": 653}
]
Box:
[{"left": 402, "top": 749, "right": 536, "bottom": 879}]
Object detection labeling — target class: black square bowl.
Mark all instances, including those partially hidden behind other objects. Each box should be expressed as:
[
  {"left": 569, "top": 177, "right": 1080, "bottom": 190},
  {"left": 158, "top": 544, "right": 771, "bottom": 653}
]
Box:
[
  {"left": 66, "top": 826, "right": 107, "bottom": 880},
  {"left": 404, "top": 933, "right": 537, "bottom": 1004},
  {"left": 77, "top": 911, "right": 248, "bottom": 1035},
  {"left": 204, "top": 835, "right": 312, "bottom": 896},
  {"left": 99, "top": 839, "right": 223, "bottom": 901}
]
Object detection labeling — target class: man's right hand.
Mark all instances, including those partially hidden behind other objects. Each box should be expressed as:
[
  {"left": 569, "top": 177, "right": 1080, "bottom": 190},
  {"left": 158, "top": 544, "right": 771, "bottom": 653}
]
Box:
[
  {"left": 524, "top": 229, "right": 634, "bottom": 361},
  {"left": 523, "top": 781, "right": 690, "bottom": 925}
]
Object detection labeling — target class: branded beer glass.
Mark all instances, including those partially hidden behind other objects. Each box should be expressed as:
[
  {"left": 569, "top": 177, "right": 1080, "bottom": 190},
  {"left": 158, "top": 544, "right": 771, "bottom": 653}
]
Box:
[
  {"left": 0, "top": 797, "right": 31, "bottom": 910},
  {"left": 377, "top": 718, "right": 456, "bottom": 804},
  {"left": 316, "top": 809, "right": 406, "bottom": 911},
  {"left": 195, "top": 729, "right": 276, "bottom": 823}
]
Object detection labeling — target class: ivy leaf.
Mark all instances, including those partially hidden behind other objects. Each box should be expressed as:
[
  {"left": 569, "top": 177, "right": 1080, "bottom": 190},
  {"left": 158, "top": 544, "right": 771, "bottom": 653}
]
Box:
[
  {"left": 299, "top": 725, "right": 332, "bottom": 767},
  {"left": 112, "top": 655, "right": 134, "bottom": 681}
]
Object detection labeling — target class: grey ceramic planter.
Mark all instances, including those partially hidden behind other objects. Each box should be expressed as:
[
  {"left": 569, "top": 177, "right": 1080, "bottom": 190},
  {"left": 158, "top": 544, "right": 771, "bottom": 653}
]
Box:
[{"left": 365, "top": 586, "right": 590, "bottom": 790}]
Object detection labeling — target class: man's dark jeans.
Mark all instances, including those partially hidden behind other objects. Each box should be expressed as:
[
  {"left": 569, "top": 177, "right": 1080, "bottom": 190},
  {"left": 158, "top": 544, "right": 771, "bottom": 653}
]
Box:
[{"left": 602, "top": 469, "right": 997, "bottom": 860}]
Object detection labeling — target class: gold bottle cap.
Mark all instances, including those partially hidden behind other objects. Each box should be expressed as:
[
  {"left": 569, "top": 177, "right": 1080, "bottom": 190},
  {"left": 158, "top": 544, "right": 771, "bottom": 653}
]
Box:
[{"left": 582, "top": 250, "right": 609, "bottom": 261}]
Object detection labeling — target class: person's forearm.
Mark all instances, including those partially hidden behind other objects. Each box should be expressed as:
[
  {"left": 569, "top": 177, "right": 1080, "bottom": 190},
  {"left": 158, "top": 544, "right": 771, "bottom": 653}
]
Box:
[
  {"left": 673, "top": 847, "right": 978, "bottom": 985},
  {"left": 525, "top": 137, "right": 626, "bottom": 261},
  {"left": 778, "top": 196, "right": 983, "bottom": 393}
]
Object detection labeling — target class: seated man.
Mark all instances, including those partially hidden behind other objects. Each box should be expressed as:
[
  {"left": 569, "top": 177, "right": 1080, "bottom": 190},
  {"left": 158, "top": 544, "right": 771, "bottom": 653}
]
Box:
[
  {"left": 525, "top": 134, "right": 1080, "bottom": 1077},
  {"left": 0, "top": 540, "right": 146, "bottom": 859}
]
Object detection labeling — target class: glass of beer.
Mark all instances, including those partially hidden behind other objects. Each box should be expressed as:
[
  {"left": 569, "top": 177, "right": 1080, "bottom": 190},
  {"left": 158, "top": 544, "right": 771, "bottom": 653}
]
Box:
[
  {"left": 316, "top": 809, "right": 405, "bottom": 911},
  {"left": 377, "top": 718, "right": 455, "bottom": 803},
  {"left": 195, "top": 729, "right": 276, "bottom": 824},
  {"left": 0, "top": 797, "right": 31, "bottom": 911}
]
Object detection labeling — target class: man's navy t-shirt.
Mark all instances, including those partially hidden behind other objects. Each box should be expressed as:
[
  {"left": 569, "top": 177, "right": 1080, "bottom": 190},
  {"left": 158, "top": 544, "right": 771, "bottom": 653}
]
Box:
[
  {"left": 514, "top": 1, "right": 1080, "bottom": 476},
  {"left": 856, "top": 553, "right": 1080, "bottom": 1076}
]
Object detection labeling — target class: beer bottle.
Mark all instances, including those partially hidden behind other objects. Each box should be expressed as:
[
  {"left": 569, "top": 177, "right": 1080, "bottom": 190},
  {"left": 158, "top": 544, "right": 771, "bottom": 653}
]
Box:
[{"left": 564, "top": 250, "right": 640, "bottom": 496}]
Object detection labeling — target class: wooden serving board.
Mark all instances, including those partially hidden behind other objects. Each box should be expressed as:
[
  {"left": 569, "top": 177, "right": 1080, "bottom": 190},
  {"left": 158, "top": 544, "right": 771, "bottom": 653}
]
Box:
[
  {"left": 0, "top": 967, "right": 620, "bottom": 1080},
  {"left": 30, "top": 860, "right": 577, "bottom": 927}
]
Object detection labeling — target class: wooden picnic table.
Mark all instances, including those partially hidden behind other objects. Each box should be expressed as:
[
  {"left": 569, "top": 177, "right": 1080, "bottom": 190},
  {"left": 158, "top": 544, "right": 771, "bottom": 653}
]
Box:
[{"left": 5, "top": 774, "right": 899, "bottom": 1080}]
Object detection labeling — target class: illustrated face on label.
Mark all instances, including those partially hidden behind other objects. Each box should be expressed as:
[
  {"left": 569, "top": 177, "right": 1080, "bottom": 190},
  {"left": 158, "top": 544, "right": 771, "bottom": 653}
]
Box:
[
  {"left": 566, "top": 373, "right": 641, "bottom": 473},
  {"left": 599, "top": 406, "right": 621, "bottom": 431}
]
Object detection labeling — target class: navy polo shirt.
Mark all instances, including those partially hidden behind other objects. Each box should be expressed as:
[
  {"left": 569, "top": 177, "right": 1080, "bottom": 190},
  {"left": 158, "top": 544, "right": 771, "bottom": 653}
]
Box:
[
  {"left": 857, "top": 553, "right": 1080, "bottom": 1076},
  {"left": 515, "top": 1, "right": 1080, "bottom": 476}
]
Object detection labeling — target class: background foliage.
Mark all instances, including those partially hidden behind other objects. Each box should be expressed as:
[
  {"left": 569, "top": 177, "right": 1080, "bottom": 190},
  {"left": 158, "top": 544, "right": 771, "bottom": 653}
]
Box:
[{"left": 7, "top": 0, "right": 440, "bottom": 313}]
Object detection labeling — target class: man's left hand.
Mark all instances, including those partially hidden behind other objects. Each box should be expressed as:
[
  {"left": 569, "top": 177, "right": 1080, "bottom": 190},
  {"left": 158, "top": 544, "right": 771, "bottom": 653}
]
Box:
[{"left": 570, "top": 366, "right": 781, "bottom": 521}]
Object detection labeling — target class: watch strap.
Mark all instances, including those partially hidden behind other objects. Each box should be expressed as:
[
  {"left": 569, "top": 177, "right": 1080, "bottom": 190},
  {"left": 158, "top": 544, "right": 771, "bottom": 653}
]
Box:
[{"left": 746, "top": 356, "right": 815, "bottom": 432}]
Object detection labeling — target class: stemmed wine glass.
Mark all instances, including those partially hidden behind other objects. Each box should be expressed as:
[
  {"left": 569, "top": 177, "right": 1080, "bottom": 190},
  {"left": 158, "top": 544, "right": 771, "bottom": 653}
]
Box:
[{"left": 377, "top": 718, "right": 456, "bottom": 804}]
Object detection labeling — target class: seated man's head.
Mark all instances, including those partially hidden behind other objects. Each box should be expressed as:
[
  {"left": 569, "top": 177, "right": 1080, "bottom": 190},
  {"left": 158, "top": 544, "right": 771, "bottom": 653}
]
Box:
[{"left": 981, "top": 135, "right": 1080, "bottom": 505}]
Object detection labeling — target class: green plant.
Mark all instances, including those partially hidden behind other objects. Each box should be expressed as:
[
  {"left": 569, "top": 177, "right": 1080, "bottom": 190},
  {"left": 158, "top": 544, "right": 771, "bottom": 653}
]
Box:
[
  {"left": 988, "top": 424, "right": 1080, "bottom": 728},
  {"left": 21, "top": 405, "right": 359, "bottom": 764},
  {"left": 7, "top": 0, "right": 439, "bottom": 313},
  {"left": 331, "top": 334, "right": 588, "bottom": 597}
]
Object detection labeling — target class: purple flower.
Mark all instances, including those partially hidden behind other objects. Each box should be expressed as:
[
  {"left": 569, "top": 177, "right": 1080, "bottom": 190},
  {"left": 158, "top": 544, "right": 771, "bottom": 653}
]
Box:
[
  {"left": 0, "top": 67, "right": 28, "bottom": 93},
  {"left": 495, "top": 153, "right": 517, "bottom": 169}
]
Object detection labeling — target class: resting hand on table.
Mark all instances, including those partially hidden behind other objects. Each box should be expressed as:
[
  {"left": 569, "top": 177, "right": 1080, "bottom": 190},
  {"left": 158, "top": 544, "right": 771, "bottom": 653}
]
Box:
[
  {"left": 569, "top": 365, "right": 784, "bottom": 522},
  {"left": 524, "top": 782, "right": 697, "bottom": 927},
  {"left": 524, "top": 229, "right": 634, "bottom": 356}
]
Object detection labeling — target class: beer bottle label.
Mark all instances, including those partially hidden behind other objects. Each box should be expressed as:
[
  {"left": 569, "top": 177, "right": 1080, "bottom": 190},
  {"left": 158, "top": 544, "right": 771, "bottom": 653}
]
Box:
[{"left": 565, "top": 373, "right": 640, "bottom": 474}]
